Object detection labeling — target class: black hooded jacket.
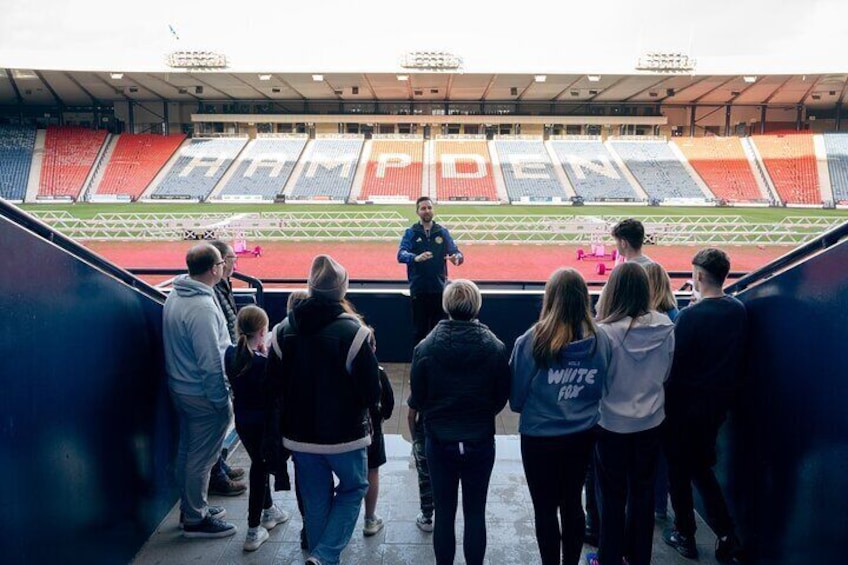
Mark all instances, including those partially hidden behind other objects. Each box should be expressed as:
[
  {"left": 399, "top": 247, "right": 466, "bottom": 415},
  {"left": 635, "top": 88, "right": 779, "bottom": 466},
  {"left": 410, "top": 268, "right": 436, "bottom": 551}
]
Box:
[
  {"left": 408, "top": 319, "right": 510, "bottom": 442},
  {"left": 266, "top": 297, "right": 380, "bottom": 453}
]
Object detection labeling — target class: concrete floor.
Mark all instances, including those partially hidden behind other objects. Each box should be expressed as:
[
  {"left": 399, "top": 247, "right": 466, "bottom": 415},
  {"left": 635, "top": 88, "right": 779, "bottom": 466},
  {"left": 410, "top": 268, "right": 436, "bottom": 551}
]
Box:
[{"left": 132, "top": 363, "right": 724, "bottom": 565}]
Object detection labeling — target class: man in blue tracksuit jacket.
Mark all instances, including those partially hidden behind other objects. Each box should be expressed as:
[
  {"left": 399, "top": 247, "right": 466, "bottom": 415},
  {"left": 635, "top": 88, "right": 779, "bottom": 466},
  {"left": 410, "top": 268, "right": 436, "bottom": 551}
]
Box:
[{"left": 397, "top": 196, "right": 464, "bottom": 346}]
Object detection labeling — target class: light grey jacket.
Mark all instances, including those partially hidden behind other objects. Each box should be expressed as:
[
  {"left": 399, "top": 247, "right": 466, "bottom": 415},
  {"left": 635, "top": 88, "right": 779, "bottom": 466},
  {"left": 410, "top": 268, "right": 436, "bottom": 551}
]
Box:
[
  {"left": 598, "top": 312, "right": 675, "bottom": 433},
  {"left": 163, "top": 275, "right": 232, "bottom": 409}
]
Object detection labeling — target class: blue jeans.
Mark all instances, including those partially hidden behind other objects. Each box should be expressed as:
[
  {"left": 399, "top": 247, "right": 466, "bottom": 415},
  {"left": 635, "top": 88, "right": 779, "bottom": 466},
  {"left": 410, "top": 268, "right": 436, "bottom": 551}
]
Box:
[
  {"left": 426, "top": 436, "right": 496, "bottom": 565},
  {"left": 292, "top": 449, "right": 369, "bottom": 565}
]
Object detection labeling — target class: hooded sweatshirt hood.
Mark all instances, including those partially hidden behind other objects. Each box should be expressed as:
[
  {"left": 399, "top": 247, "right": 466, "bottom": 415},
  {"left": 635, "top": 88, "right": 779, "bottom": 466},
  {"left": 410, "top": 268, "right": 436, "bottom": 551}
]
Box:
[
  {"left": 598, "top": 311, "right": 675, "bottom": 433},
  {"left": 163, "top": 274, "right": 231, "bottom": 408}
]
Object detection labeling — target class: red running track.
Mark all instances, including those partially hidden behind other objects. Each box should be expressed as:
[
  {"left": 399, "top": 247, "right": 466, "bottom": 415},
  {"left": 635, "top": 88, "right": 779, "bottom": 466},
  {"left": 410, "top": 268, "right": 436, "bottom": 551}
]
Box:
[{"left": 83, "top": 240, "right": 788, "bottom": 286}]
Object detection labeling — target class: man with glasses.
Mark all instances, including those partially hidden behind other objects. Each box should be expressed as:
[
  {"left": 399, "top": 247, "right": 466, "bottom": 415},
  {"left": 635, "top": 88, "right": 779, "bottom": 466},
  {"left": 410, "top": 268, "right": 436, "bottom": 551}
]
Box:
[
  {"left": 164, "top": 243, "right": 238, "bottom": 538},
  {"left": 206, "top": 240, "right": 248, "bottom": 497}
]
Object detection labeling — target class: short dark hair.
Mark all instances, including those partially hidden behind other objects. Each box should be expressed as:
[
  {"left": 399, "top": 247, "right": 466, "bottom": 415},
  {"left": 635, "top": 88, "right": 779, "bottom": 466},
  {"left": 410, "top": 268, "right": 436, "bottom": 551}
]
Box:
[
  {"left": 208, "top": 239, "right": 232, "bottom": 258},
  {"left": 186, "top": 244, "right": 219, "bottom": 276},
  {"left": 611, "top": 218, "right": 645, "bottom": 251},
  {"left": 692, "top": 248, "right": 731, "bottom": 285},
  {"left": 416, "top": 196, "right": 433, "bottom": 210}
]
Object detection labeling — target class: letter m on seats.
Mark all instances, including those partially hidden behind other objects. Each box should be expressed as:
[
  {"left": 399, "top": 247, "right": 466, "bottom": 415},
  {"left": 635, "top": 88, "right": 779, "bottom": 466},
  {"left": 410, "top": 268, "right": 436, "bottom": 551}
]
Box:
[
  {"left": 306, "top": 156, "right": 355, "bottom": 178},
  {"left": 179, "top": 155, "right": 227, "bottom": 178}
]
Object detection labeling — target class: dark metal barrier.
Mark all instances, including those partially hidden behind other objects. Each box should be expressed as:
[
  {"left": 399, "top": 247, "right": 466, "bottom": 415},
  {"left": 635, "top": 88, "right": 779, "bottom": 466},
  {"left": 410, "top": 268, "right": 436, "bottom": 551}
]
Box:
[
  {"left": 721, "top": 223, "right": 848, "bottom": 563},
  {"left": 0, "top": 204, "right": 173, "bottom": 564}
]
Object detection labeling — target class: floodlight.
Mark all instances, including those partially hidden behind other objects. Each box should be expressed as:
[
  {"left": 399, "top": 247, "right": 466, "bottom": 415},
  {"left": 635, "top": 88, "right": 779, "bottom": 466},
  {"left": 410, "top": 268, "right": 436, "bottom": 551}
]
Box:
[
  {"left": 534, "top": 75, "right": 547, "bottom": 83},
  {"left": 587, "top": 75, "right": 601, "bottom": 82},
  {"left": 110, "top": 73, "right": 124, "bottom": 80},
  {"left": 743, "top": 76, "right": 757, "bottom": 83},
  {"left": 397, "top": 74, "right": 409, "bottom": 81},
  {"left": 312, "top": 74, "right": 324, "bottom": 81},
  {"left": 258, "top": 74, "right": 272, "bottom": 81}
]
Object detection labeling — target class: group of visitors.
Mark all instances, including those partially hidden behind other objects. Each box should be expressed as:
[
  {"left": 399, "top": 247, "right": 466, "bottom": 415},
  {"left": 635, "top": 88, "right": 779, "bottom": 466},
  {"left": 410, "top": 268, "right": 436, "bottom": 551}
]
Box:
[{"left": 162, "top": 195, "right": 748, "bottom": 565}]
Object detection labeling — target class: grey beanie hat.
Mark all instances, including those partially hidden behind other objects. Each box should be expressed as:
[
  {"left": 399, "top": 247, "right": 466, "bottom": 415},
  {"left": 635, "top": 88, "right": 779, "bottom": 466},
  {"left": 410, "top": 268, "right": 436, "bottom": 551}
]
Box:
[{"left": 308, "top": 254, "right": 349, "bottom": 301}]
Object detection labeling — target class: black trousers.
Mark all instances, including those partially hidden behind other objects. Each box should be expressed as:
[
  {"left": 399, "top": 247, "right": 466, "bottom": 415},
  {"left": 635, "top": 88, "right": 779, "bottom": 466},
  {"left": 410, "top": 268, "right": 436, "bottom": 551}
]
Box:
[
  {"left": 235, "top": 416, "right": 273, "bottom": 528},
  {"left": 594, "top": 426, "right": 662, "bottom": 565},
  {"left": 522, "top": 431, "right": 595, "bottom": 565},
  {"left": 412, "top": 292, "right": 444, "bottom": 345},
  {"left": 664, "top": 413, "right": 735, "bottom": 539}
]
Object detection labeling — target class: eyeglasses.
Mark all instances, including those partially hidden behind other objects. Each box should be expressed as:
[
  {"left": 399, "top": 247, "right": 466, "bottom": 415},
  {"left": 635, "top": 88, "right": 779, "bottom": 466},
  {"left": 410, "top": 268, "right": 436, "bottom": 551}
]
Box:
[
  {"left": 215, "top": 260, "right": 226, "bottom": 267},
  {"left": 224, "top": 255, "right": 238, "bottom": 262}
]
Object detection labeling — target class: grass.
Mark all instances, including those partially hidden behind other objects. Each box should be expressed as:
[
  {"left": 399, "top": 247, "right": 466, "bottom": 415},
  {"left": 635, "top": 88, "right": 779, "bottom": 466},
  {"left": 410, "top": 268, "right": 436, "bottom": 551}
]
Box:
[{"left": 18, "top": 202, "right": 848, "bottom": 224}]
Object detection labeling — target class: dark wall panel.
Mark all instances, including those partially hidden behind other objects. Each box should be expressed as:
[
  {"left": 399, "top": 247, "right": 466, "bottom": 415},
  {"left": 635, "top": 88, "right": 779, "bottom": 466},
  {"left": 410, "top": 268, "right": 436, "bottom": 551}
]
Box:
[
  {"left": 0, "top": 216, "right": 175, "bottom": 563},
  {"left": 725, "top": 239, "right": 848, "bottom": 563}
]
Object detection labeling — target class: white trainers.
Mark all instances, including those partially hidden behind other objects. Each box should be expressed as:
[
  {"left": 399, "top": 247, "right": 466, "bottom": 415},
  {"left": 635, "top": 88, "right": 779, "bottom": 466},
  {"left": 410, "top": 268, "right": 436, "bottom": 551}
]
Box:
[
  {"left": 416, "top": 512, "right": 434, "bottom": 532},
  {"left": 260, "top": 504, "right": 290, "bottom": 530},
  {"left": 243, "top": 526, "right": 269, "bottom": 552},
  {"left": 363, "top": 514, "right": 384, "bottom": 536}
]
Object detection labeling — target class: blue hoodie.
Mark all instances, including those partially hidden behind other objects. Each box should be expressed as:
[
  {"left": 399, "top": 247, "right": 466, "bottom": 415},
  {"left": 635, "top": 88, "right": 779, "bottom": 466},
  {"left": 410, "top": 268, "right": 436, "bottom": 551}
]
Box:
[
  {"left": 598, "top": 312, "right": 675, "bottom": 433},
  {"left": 510, "top": 326, "right": 612, "bottom": 437},
  {"left": 163, "top": 274, "right": 231, "bottom": 409}
]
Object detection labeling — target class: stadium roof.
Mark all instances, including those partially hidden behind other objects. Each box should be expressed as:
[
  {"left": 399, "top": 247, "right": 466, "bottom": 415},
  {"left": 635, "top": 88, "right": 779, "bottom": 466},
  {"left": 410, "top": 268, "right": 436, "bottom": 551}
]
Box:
[
  {"left": 1, "top": 70, "right": 846, "bottom": 108},
  {"left": 2, "top": 0, "right": 847, "bottom": 108}
]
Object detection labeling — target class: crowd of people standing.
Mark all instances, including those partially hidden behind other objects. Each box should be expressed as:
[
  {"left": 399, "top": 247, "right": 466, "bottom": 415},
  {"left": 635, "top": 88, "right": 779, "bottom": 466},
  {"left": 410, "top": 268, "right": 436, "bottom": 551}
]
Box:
[{"left": 162, "top": 197, "right": 747, "bottom": 565}]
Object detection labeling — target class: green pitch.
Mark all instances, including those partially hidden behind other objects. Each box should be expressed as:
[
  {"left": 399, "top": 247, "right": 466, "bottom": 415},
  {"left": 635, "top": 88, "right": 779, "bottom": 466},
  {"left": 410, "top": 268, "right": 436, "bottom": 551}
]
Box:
[{"left": 18, "top": 202, "right": 848, "bottom": 224}]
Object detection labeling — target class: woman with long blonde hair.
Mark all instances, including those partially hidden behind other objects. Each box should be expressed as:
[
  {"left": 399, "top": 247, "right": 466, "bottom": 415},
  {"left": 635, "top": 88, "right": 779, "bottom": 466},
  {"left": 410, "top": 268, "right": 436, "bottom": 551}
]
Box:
[
  {"left": 645, "top": 262, "right": 679, "bottom": 322},
  {"left": 510, "top": 268, "right": 612, "bottom": 565}
]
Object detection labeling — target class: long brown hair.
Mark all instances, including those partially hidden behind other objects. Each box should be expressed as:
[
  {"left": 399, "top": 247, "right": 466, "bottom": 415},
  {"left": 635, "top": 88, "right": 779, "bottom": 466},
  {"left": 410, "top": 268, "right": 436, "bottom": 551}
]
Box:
[
  {"left": 596, "top": 263, "right": 650, "bottom": 324},
  {"left": 644, "top": 263, "right": 677, "bottom": 314},
  {"left": 231, "top": 305, "right": 269, "bottom": 379},
  {"left": 532, "top": 268, "right": 596, "bottom": 366}
]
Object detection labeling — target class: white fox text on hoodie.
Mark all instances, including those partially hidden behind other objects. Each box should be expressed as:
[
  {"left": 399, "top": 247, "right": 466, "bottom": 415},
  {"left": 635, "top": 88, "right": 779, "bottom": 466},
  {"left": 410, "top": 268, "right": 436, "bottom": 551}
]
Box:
[{"left": 598, "top": 312, "right": 675, "bottom": 433}]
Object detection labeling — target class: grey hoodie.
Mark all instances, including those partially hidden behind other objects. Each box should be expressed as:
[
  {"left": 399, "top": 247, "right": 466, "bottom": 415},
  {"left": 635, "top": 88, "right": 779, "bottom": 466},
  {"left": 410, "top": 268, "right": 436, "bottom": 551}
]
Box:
[
  {"left": 163, "top": 274, "right": 231, "bottom": 409},
  {"left": 598, "top": 312, "right": 675, "bottom": 433}
]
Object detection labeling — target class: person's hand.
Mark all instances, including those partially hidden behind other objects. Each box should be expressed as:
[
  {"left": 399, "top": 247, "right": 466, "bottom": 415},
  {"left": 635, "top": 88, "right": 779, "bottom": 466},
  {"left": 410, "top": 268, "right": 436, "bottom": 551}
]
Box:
[
  {"left": 256, "top": 340, "right": 268, "bottom": 355},
  {"left": 415, "top": 251, "right": 434, "bottom": 263},
  {"left": 448, "top": 253, "right": 463, "bottom": 266}
]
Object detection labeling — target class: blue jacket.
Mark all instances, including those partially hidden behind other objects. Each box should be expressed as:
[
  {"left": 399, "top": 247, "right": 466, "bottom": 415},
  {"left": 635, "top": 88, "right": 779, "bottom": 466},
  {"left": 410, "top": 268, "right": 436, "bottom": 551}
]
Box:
[
  {"left": 397, "top": 222, "right": 462, "bottom": 296},
  {"left": 510, "top": 326, "right": 611, "bottom": 437}
]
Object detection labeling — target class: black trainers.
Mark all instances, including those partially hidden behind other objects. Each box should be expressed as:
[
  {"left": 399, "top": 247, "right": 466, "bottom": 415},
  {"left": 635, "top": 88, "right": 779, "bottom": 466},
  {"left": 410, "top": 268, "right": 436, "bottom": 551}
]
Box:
[
  {"left": 715, "top": 534, "right": 746, "bottom": 563},
  {"left": 208, "top": 476, "right": 247, "bottom": 496},
  {"left": 183, "top": 515, "right": 238, "bottom": 538},
  {"left": 663, "top": 528, "right": 698, "bottom": 559}
]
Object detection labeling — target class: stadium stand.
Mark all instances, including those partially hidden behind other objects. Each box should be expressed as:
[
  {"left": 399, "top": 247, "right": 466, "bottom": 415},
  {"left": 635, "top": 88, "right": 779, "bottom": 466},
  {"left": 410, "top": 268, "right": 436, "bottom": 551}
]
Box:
[
  {"left": 218, "top": 137, "right": 306, "bottom": 200},
  {"left": 549, "top": 139, "right": 638, "bottom": 201},
  {"left": 434, "top": 139, "right": 498, "bottom": 201},
  {"left": 360, "top": 138, "right": 423, "bottom": 201},
  {"left": 610, "top": 139, "right": 705, "bottom": 201},
  {"left": 0, "top": 125, "right": 36, "bottom": 201},
  {"left": 823, "top": 134, "right": 848, "bottom": 204},
  {"left": 96, "top": 134, "right": 185, "bottom": 200},
  {"left": 289, "top": 138, "right": 363, "bottom": 201},
  {"left": 39, "top": 126, "right": 107, "bottom": 199},
  {"left": 494, "top": 139, "right": 568, "bottom": 201},
  {"left": 151, "top": 137, "right": 247, "bottom": 200},
  {"left": 674, "top": 137, "right": 764, "bottom": 203},
  {"left": 751, "top": 134, "right": 821, "bottom": 205}
]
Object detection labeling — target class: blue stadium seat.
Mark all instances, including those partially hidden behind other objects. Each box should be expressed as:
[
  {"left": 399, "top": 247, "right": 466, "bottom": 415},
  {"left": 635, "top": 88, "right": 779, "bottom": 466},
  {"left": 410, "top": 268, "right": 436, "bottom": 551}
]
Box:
[
  {"left": 610, "top": 140, "right": 703, "bottom": 200},
  {"left": 549, "top": 140, "right": 638, "bottom": 201},
  {"left": 152, "top": 138, "right": 247, "bottom": 200},
  {"left": 218, "top": 138, "right": 306, "bottom": 200},
  {"left": 289, "top": 138, "right": 363, "bottom": 201},
  {"left": 494, "top": 140, "right": 567, "bottom": 201},
  {"left": 823, "top": 134, "right": 848, "bottom": 203},
  {"left": 0, "top": 125, "right": 36, "bottom": 200}
]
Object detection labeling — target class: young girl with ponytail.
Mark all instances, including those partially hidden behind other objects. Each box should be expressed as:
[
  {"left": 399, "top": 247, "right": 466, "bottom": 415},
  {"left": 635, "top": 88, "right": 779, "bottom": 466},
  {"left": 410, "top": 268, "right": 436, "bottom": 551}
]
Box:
[{"left": 225, "top": 305, "right": 289, "bottom": 552}]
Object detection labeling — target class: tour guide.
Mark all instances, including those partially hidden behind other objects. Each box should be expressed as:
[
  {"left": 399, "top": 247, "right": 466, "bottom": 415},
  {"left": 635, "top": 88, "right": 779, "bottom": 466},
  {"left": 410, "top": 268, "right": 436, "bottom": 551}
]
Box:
[{"left": 397, "top": 196, "right": 464, "bottom": 345}]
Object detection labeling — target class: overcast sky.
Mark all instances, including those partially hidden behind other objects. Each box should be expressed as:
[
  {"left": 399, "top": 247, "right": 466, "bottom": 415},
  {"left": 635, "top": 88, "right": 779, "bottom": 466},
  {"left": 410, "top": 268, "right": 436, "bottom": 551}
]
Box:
[{"left": 1, "top": 0, "right": 846, "bottom": 74}]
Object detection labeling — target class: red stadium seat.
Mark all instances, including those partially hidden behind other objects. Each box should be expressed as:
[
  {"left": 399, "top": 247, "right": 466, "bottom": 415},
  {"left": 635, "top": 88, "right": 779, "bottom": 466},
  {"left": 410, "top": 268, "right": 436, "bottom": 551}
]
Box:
[
  {"left": 97, "top": 134, "right": 185, "bottom": 199},
  {"left": 39, "top": 126, "right": 107, "bottom": 199},
  {"left": 434, "top": 140, "right": 497, "bottom": 201},
  {"left": 751, "top": 134, "right": 821, "bottom": 205},
  {"left": 675, "top": 137, "right": 763, "bottom": 203}
]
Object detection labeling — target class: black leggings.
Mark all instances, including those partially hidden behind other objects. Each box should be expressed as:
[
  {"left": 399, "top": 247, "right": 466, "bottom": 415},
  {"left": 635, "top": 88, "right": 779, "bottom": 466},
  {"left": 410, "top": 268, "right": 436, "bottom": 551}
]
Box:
[{"left": 235, "top": 417, "right": 273, "bottom": 528}]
